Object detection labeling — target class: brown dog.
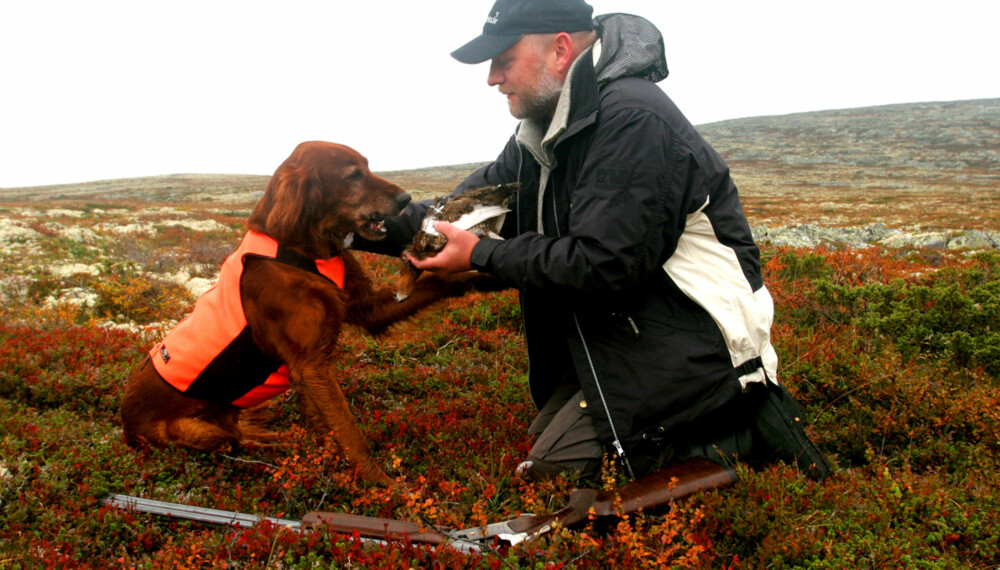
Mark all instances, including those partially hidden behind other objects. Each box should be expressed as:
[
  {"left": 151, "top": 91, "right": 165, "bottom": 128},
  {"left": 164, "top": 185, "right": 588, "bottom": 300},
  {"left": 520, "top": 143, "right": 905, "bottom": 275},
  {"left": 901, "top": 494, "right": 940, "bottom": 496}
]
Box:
[{"left": 120, "top": 141, "right": 495, "bottom": 485}]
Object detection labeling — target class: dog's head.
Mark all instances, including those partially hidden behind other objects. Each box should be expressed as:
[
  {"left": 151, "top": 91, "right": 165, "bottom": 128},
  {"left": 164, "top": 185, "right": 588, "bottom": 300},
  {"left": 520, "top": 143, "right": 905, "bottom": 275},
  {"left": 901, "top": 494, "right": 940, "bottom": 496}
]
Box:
[{"left": 249, "top": 141, "right": 411, "bottom": 256}]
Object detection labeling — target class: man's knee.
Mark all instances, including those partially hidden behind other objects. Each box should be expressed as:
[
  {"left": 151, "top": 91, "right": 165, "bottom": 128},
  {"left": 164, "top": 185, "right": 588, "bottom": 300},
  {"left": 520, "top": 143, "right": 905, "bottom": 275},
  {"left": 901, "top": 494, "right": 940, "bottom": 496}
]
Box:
[
  {"left": 521, "top": 388, "right": 605, "bottom": 481},
  {"left": 516, "top": 455, "right": 603, "bottom": 482}
]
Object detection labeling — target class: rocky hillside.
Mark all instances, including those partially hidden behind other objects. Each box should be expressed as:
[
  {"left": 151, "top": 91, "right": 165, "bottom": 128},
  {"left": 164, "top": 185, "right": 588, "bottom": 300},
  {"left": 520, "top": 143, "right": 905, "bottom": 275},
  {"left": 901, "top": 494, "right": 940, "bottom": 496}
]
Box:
[
  {"left": 0, "top": 174, "right": 272, "bottom": 203},
  {"left": 1, "top": 99, "right": 998, "bottom": 249},
  {"left": 699, "top": 99, "right": 1000, "bottom": 239},
  {"left": 699, "top": 98, "right": 1000, "bottom": 171},
  {"left": 0, "top": 167, "right": 486, "bottom": 205}
]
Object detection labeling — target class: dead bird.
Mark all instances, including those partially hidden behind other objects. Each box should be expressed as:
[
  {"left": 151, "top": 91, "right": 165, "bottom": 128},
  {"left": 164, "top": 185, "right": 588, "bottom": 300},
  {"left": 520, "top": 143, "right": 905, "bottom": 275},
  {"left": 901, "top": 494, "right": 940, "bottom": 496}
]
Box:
[{"left": 397, "top": 183, "right": 518, "bottom": 300}]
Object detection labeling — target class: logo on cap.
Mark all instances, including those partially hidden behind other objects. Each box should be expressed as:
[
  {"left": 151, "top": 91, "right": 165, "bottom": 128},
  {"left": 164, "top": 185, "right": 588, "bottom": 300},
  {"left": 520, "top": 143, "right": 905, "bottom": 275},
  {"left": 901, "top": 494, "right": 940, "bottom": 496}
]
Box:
[{"left": 485, "top": 11, "right": 500, "bottom": 25}]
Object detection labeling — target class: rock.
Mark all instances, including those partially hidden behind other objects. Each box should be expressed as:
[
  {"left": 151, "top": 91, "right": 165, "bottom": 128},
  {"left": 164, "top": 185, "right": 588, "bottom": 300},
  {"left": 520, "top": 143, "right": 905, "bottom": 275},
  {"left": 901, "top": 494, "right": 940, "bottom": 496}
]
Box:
[
  {"left": 752, "top": 223, "right": 998, "bottom": 251},
  {"left": 947, "top": 230, "right": 999, "bottom": 250},
  {"left": 880, "top": 232, "right": 949, "bottom": 249}
]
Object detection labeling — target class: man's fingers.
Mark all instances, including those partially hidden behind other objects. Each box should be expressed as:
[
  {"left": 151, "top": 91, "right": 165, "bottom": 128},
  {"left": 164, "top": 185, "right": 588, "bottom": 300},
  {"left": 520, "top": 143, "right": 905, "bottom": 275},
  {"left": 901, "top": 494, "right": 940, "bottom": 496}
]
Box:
[
  {"left": 407, "top": 252, "right": 437, "bottom": 270},
  {"left": 434, "top": 221, "right": 459, "bottom": 237},
  {"left": 406, "top": 221, "right": 476, "bottom": 274}
]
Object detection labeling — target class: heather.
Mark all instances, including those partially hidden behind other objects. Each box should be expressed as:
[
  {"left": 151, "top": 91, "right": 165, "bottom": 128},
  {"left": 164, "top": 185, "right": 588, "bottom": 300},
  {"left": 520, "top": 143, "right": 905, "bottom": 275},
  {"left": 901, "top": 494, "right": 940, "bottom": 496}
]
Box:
[
  {"left": 2, "top": 100, "right": 999, "bottom": 568},
  {"left": 0, "top": 207, "right": 996, "bottom": 569}
]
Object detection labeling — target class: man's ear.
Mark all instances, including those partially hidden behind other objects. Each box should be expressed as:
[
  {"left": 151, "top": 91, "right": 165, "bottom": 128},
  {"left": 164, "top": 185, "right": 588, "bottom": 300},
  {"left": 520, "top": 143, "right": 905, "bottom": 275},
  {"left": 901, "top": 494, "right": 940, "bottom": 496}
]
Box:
[{"left": 552, "top": 32, "right": 576, "bottom": 75}]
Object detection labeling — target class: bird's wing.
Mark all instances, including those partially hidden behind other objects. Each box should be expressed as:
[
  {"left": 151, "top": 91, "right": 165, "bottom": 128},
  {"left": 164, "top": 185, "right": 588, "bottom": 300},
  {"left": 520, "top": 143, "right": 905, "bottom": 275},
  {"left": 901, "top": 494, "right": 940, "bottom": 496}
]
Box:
[{"left": 422, "top": 205, "right": 511, "bottom": 236}]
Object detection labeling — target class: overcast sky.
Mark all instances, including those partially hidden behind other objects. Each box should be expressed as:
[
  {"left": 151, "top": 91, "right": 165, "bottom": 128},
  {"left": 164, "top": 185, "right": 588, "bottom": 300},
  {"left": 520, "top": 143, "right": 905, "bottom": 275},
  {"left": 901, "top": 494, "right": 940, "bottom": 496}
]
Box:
[{"left": 2, "top": 1, "right": 998, "bottom": 188}]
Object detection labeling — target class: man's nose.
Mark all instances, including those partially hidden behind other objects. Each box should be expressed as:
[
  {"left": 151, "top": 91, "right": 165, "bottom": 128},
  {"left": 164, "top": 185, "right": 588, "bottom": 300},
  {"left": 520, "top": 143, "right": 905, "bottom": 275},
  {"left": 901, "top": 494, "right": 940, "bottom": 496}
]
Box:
[{"left": 487, "top": 63, "right": 502, "bottom": 87}]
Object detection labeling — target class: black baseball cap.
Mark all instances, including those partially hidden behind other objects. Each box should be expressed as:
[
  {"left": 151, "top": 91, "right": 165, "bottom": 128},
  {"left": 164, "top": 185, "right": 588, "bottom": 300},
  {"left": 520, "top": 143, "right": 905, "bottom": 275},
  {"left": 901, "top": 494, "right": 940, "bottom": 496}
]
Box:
[{"left": 451, "top": 0, "right": 595, "bottom": 64}]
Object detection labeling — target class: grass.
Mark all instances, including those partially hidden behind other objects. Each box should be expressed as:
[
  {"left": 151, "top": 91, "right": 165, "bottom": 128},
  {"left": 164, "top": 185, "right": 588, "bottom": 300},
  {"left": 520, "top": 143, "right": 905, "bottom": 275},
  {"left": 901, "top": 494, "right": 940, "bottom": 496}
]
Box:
[{"left": 0, "top": 161, "right": 998, "bottom": 567}]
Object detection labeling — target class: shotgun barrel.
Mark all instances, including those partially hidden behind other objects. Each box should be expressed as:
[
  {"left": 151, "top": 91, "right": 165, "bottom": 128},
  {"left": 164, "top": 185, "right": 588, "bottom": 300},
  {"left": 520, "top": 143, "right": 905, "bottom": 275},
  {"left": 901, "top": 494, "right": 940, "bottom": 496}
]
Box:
[{"left": 102, "top": 494, "right": 302, "bottom": 529}]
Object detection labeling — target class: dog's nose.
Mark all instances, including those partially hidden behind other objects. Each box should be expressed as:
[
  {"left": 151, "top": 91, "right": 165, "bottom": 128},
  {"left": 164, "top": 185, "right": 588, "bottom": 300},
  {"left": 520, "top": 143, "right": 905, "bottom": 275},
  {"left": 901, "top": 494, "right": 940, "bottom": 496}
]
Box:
[{"left": 395, "top": 193, "right": 412, "bottom": 210}]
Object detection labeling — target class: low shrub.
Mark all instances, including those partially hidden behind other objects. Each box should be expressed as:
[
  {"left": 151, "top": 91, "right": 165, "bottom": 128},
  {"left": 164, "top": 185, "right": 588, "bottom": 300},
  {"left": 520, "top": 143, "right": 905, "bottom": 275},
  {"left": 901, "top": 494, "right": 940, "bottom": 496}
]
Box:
[{"left": 1, "top": 234, "right": 998, "bottom": 568}]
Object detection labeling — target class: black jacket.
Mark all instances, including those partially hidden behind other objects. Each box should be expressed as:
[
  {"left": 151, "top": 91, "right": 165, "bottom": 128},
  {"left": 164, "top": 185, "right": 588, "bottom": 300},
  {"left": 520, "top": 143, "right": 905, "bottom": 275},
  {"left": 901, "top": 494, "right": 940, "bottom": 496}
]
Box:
[{"left": 374, "top": 14, "right": 778, "bottom": 462}]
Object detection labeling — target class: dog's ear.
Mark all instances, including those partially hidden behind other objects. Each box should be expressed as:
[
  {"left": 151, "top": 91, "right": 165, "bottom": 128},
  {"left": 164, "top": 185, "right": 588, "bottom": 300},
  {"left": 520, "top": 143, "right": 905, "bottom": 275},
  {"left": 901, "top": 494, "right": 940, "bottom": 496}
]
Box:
[{"left": 250, "top": 166, "right": 322, "bottom": 245}]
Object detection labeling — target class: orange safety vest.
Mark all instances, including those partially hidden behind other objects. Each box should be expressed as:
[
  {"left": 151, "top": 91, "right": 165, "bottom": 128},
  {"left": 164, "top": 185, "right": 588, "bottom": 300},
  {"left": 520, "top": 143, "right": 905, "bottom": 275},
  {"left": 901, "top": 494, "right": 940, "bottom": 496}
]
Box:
[{"left": 149, "top": 230, "right": 345, "bottom": 408}]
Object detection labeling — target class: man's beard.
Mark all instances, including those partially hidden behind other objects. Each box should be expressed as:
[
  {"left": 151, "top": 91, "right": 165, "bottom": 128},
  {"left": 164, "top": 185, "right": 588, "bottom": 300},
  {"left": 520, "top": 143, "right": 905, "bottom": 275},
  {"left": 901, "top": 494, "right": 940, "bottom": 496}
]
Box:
[{"left": 510, "top": 66, "right": 564, "bottom": 121}]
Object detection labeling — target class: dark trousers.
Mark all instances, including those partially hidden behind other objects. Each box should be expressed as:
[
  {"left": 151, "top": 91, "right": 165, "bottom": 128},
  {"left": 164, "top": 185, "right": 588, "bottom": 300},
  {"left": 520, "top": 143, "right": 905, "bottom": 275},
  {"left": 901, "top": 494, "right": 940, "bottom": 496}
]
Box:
[{"left": 526, "top": 380, "right": 833, "bottom": 481}]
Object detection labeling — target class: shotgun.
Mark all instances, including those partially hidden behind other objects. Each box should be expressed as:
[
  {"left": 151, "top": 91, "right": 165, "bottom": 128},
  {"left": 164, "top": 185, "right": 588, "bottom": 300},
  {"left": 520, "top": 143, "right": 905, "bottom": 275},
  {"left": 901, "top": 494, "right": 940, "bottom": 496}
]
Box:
[
  {"left": 104, "top": 457, "right": 736, "bottom": 549},
  {"left": 101, "top": 494, "right": 482, "bottom": 553}
]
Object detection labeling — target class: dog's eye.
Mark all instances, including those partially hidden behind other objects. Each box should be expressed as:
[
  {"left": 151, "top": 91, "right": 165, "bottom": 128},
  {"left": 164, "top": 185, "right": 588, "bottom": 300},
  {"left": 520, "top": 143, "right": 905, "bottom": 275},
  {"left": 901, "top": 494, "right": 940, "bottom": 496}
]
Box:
[{"left": 346, "top": 169, "right": 364, "bottom": 181}]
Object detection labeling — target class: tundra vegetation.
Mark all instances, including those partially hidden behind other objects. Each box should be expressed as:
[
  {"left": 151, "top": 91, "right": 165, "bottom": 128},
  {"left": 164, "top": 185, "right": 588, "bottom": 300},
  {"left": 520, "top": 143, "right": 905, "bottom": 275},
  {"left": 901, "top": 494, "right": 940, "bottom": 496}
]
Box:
[{"left": 0, "top": 100, "right": 998, "bottom": 568}]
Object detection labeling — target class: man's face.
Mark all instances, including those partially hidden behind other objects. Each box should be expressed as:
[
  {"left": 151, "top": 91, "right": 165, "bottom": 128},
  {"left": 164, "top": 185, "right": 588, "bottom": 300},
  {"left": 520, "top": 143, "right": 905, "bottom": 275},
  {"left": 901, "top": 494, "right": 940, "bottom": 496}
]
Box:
[{"left": 488, "top": 37, "right": 564, "bottom": 121}]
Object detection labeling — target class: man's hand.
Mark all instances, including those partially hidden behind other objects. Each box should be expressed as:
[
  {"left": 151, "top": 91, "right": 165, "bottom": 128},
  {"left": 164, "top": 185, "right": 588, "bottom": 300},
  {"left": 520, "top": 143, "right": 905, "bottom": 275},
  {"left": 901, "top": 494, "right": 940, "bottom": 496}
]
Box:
[{"left": 406, "top": 221, "right": 477, "bottom": 274}]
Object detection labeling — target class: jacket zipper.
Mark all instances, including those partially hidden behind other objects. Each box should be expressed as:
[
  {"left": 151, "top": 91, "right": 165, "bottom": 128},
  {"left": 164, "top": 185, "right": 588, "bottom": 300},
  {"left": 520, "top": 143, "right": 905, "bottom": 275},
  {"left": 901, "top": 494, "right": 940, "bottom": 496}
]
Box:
[{"left": 571, "top": 312, "right": 635, "bottom": 478}]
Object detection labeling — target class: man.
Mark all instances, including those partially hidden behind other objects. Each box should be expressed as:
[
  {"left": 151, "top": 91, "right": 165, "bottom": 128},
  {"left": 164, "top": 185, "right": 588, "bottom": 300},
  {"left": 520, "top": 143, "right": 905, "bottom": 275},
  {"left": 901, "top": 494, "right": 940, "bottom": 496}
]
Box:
[{"left": 380, "top": 0, "right": 832, "bottom": 482}]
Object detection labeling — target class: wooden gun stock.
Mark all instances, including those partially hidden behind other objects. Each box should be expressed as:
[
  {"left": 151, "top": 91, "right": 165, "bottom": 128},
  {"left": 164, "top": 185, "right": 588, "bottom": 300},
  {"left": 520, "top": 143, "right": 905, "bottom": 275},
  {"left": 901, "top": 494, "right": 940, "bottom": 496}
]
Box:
[
  {"left": 501, "top": 457, "right": 738, "bottom": 536},
  {"left": 588, "top": 456, "right": 737, "bottom": 518}
]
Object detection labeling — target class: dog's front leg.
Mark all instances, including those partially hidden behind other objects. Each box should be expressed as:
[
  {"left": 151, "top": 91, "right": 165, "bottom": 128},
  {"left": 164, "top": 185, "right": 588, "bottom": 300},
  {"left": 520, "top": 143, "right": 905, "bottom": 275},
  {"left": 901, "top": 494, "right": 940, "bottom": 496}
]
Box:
[
  {"left": 242, "top": 259, "right": 394, "bottom": 485},
  {"left": 294, "top": 363, "right": 394, "bottom": 486},
  {"left": 347, "top": 272, "right": 506, "bottom": 335}
]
